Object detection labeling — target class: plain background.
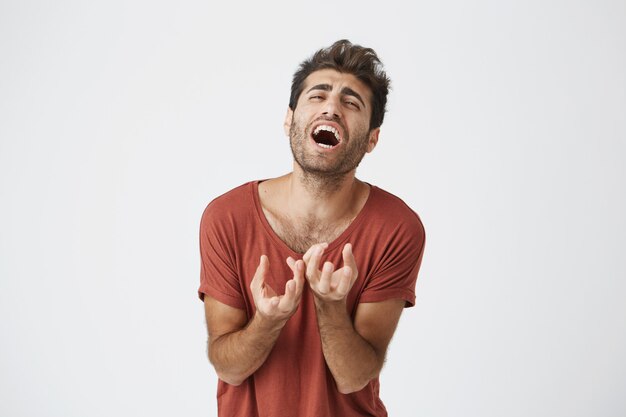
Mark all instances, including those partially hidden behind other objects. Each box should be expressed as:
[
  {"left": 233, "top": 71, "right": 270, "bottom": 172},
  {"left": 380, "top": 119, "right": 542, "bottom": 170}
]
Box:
[{"left": 1, "top": 0, "right": 625, "bottom": 416}]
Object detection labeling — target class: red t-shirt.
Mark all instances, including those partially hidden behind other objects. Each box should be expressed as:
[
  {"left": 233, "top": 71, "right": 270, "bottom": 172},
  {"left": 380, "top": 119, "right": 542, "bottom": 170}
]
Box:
[{"left": 198, "top": 181, "right": 425, "bottom": 417}]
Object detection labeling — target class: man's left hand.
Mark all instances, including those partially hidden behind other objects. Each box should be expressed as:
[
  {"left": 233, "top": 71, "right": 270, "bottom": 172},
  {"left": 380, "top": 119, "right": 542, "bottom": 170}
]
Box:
[{"left": 288, "top": 242, "right": 358, "bottom": 302}]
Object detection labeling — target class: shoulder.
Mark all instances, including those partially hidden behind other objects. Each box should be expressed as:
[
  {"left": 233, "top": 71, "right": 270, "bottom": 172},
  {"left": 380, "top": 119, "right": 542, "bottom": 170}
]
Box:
[
  {"left": 367, "top": 185, "right": 426, "bottom": 239},
  {"left": 200, "top": 181, "right": 258, "bottom": 232},
  {"left": 203, "top": 181, "right": 256, "bottom": 216},
  {"left": 205, "top": 181, "right": 254, "bottom": 209}
]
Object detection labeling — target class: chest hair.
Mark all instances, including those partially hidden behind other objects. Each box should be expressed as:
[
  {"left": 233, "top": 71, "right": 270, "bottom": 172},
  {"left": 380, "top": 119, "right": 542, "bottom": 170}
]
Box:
[{"left": 264, "top": 210, "right": 353, "bottom": 254}]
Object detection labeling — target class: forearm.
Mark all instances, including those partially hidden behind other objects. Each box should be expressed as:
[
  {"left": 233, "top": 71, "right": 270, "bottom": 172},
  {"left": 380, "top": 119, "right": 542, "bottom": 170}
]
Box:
[
  {"left": 209, "top": 313, "right": 285, "bottom": 385},
  {"left": 315, "top": 299, "right": 382, "bottom": 394}
]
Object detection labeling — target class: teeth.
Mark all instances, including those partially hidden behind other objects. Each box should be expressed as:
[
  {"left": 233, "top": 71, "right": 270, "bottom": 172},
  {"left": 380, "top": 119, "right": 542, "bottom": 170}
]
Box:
[
  {"left": 317, "top": 143, "right": 333, "bottom": 149},
  {"left": 313, "top": 125, "right": 341, "bottom": 142}
]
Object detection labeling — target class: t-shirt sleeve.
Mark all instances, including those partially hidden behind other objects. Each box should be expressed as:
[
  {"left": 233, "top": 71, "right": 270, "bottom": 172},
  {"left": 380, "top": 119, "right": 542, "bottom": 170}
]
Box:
[
  {"left": 359, "top": 216, "right": 425, "bottom": 308},
  {"left": 197, "top": 203, "right": 246, "bottom": 310}
]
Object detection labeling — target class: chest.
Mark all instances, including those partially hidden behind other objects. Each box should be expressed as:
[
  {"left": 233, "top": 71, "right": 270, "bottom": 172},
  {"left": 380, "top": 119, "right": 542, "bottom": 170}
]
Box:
[{"left": 263, "top": 210, "right": 353, "bottom": 254}]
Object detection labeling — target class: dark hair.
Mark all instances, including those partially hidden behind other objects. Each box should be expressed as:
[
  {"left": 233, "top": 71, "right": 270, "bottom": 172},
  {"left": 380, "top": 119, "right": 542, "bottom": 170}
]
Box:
[{"left": 289, "top": 39, "right": 391, "bottom": 130}]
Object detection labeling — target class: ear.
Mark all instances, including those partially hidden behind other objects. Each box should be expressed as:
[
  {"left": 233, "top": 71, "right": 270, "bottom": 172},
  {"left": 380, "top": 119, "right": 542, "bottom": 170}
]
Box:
[
  {"left": 366, "top": 128, "right": 380, "bottom": 153},
  {"left": 283, "top": 108, "right": 294, "bottom": 136}
]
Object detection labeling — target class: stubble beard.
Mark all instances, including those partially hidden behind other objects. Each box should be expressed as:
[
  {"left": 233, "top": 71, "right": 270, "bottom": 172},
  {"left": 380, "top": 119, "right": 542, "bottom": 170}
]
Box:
[{"left": 289, "top": 117, "right": 370, "bottom": 194}]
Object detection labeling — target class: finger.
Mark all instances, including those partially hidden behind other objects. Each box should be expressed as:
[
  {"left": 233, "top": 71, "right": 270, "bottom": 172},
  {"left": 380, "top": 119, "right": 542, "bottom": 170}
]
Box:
[
  {"left": 283, "top": 279, "right": 296, "bottom": 301},
  {"left": 293, "top": 260, "right": 305, "bottom": 297},
  {"left": 303, "top": 242, "right": 328, "bottom": 264},
  {"left": 318, "top": 261, "right": 334, "bottom": 295},
  {"left": 302, "top": 245, "right": 316, "bottom": 264},
  {"left": 278, "top": 279, "right": 296, "bottom": 311},
  {"left": 286, "top": 256, "right": 296, "bottom": 271},
  {"left": 342, "top": 243, "right": 358, "bottom": 280},
  {"left": 336, "top": 266, "right": 352, "bottom": 296},
  {"left": 306, "top": 245, "right": 325, "bottom": 283}
]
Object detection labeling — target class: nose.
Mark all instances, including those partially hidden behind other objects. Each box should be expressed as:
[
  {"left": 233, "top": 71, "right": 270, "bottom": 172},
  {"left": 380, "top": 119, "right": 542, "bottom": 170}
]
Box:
[{"left": 321, "top": 95, "right": 341, "bottom": 119}]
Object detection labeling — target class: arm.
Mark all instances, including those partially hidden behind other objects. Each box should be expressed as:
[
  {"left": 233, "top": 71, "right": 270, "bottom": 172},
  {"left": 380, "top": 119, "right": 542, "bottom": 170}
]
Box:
[
  {"left": 293, "top": 243, "right": 405, "bottom": 394},
  {"left": 315, "top": 297, "right": 405, "bottom": 394},
  {"left": 204, "top": 255, "right": 305, "bottom": 385}
]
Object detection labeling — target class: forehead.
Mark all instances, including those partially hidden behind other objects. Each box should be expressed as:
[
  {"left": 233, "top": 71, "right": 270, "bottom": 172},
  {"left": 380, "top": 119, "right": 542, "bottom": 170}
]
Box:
[{"left": 301, "top": 69, "right": 372, "bottom": 105}]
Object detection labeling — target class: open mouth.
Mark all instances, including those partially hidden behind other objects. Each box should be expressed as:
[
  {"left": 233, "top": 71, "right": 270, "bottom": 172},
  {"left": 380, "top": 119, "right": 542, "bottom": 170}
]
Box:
[{"left": 312, "top": 125, "right": 341, "bottom": 149}]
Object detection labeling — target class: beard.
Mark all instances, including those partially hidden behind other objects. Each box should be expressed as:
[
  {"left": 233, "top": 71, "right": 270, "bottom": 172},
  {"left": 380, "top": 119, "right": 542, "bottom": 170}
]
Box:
[{"left": 288, "top": 116, "right": 370, "bottom": 186}]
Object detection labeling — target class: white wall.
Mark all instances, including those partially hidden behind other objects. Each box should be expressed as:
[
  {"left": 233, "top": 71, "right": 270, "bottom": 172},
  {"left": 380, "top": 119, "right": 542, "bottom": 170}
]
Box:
[{"left": 1, "top": 0, "right": 624, "bottom": 416}]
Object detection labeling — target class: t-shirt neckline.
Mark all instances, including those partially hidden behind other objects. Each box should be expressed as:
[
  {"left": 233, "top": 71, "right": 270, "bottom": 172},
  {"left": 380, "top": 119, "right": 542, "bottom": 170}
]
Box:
[{"left": 250, "top": 180, "right": 377, "bottom": 256}]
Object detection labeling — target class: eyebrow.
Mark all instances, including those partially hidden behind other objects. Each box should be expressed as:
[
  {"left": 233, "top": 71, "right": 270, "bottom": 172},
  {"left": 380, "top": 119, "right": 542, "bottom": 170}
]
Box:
[{"left": 305, "top": 84, "right": 366, "bottom": 108}]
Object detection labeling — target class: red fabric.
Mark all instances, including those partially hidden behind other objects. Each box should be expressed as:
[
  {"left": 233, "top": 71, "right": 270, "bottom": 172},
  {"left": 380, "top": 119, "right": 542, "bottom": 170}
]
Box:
[{"left": 199, "top": 181, "right": 425, "bottom": 417}]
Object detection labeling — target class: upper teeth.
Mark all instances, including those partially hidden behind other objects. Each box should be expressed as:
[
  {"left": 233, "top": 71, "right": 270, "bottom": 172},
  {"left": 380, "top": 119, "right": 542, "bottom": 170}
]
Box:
[{"left": 314, "top": 125, "right": 340, "bottom": 142}]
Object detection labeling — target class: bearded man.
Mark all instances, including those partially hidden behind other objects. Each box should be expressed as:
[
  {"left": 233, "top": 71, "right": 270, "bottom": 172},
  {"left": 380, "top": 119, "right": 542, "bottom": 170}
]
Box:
[{"left": 198, "top": 39, "right": 426, "bottom": 417}]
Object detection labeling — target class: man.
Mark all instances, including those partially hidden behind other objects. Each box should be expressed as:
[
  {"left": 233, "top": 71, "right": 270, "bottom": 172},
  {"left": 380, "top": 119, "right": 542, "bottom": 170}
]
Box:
[{"left": 198, "top": 40, "right": 426, "bottom": 417}]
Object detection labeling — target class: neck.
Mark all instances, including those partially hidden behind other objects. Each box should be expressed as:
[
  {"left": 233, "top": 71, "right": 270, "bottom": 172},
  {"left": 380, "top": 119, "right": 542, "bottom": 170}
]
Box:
[{"left": 286, "top": 163, "right": 364, "bottom": 223}]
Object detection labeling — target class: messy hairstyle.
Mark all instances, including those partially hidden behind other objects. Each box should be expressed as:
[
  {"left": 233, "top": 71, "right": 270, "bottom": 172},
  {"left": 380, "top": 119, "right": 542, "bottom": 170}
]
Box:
[{"left": 289, "top": 39, "right": 391, "bottom": 130}]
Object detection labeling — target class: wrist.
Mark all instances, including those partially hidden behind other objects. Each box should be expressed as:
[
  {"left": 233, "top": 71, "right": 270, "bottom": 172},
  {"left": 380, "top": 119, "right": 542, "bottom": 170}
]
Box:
[
  {"left": 314, "top": 296, "right": 347, "bottom": 315},
  {"left": 253, "top": 310, "right": 288, "bottom": 332}
]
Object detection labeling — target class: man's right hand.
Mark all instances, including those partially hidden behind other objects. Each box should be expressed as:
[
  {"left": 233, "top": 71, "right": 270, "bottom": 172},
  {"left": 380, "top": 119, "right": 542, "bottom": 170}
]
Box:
[
  {"left": 250, "top": 255, "right": 305, "bottom": 324},
  {"left": 205, "top": 254, "right": 306, "bottom": 385}
]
